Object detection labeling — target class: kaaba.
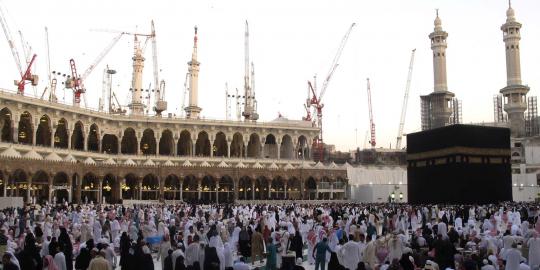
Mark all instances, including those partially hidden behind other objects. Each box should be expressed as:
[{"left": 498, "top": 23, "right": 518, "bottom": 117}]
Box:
[{"left": 407, "top": 124, "right": 511, "bottom": 204}]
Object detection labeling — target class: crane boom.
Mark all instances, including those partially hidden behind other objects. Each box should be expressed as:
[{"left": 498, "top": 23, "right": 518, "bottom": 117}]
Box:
[
  {"left": 0, "top": 5, "right": 23, "bottom": 76},
  {"left": 80, "top": 32, "right": 124, "bottom": 81},
  {"left": 367, "top": 78, "right": 376, "bottom": 147},
  {"left": 395, "top": 49, "right": 416, "bottom": 149},
  {"left": 318, "top": 22, "right": 355, "bottom": 102}
]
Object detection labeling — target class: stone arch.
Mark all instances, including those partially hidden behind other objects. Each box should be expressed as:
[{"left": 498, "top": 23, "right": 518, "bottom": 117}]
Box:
[
  {"left": 102, "top": 174, "right": 119, "bottom": 203},
  {"left": 254, "top": 176, "right": 269, "bottom": 200},
  {"left": 0, "top": 107, "right": 13, "bottom": 142},
  {"left": 87, "top": 124, "right": 99, "bottom": 152},
  {"left": 18, "top": 111, "right": 33, "bottom": 145},
  {"left": 32, "top": 170, "right": 50, "bottom": 203},
  {"left": 263, "top": 134, "right": 278, "bottom": 159},
  {"left": 7, "top": 169, "right": 27, "bottom": 200},
  {"left": 218, "top": 175, "right": 234, "bottom": 203},
  {"left": 297, "top": 135, "right": 308, "bottom": 159},
  {"left": 201, "top": 175, "right": 216, "bottom": 202},
  {"left": 306, "top": 177, "right": 317, "bottom": 200},
  {"left": 81, "top": 173, "right": 99, "bottom": 203},
  {"left": 247, "top": 133, "right": 261, "bottom": 158},
  {"left": 36, "top": 114, "right": 52, "bottom": 146},
  {"left": 122, "top": 173, "right": 138, "bottom": 200},
  {"left": 52, "top": 172, "right": 69, "bottom": 203},
  {"left": 159, "top": 130, "right": 174, "bottom": 156},
  {"left": 177, "top": 130, "right": 192, "bottom": 156},
  {"left": 280, "top": 134, "right": 294, "bottom": 159},
  {"left": 213, "top": 132, "right": 227, "bottom": 157},
  {"left": 288, "top": 177, "right": 301, "bottom": 199},
  {"left": 195, "top": 131, "right": 210, "bottom": 156},
  {"left": 71, "top": 121, "right": 84, "bottom": 150},
  {"left": 238, "top": 176, "right": 252, "bottom": 200},
  {"left": 140, "top": 129, "right": 157, "bottom": 155},
  {"left": 164, "top": 174, "right": 181, "bottom": 200},
  {"left": 54, "top": 118, "right": 69, "bottom": 148},
  {"left": 183, "top": 175, "right": 198, "bottom": 202},
  {"left": 271, "top": 176, "right": 285, "bottom": 199},
  {"left": 141, "top": 174, "right": 159, "bottom": 200},
  {"left": 230, "top": 132, "right": 244, "bottom": 158},
  {"left": 121, "top": 128, "right": 138, "bottom": 154},
  {"left": 102, "top": 134, "right": 119, "bottom": 154}
]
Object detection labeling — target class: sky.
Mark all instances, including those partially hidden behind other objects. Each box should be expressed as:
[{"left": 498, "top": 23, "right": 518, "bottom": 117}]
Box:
[{"left": 0, "top": 0, "right": 539, "bottom": 152}]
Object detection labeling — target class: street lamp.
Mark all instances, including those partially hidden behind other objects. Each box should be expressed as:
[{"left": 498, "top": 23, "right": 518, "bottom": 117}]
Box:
[
  {"left": 390, "top": 191, "right": 395, "bottom": 202},
  {"left": 399, "top": 192, "right": 403, "bottom": 201}
]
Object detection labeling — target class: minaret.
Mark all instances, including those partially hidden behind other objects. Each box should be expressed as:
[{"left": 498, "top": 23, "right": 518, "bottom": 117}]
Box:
[
  {"left": 428, "top": 10, "right": 454, "bottom": 128},
  {"left": 500, "top": 1, "right": 529, "bottom": 137},
  {"left": 184, "top": 26, "right": 202, "bottom": 119},
  {"left": 129, "top": 35, "right": 145, "bottom": 115},
  {"left": 242, "top": 21, "right": 259, "bottom": 121}
]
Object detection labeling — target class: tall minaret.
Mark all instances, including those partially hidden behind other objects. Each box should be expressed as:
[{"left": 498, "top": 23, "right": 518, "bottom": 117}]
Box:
[
  {"left": 500, "top": 1, "right": 529, "bottom": 137},
  {"left": 428, "top": 10, "right": 454, "bottom": 128},
  {"left": 242, "top": 21, "right": 259, "bottom": 121},
  {"left": 184, "top": 26, "right": 202, "bottom": 119},
  {"left": 129, "top": 35, "right": 145, "bottom": 115}
]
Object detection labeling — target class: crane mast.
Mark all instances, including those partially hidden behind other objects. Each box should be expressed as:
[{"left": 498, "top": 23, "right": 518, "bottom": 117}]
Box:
[
  {"left": 152, "top": 21, "right": 167, "bottom": 116},
  {"left": 242, "top": 21, "right": 258, "bottom": 121},
  {"left": 0, "top": 4, "right": 23, "bottom": 76},
  {"left": 395, "top": 49, "right": 416, "bottom": 149},
  {"left": 367, "top": 78, "right": 376, "bottom": 147},
  {"left": 305, "top": 23, "right": 355, "bottom": 161}
]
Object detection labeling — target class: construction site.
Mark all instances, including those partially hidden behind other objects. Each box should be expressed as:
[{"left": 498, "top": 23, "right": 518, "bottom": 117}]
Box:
[{"left": 0, "top": 1, "right": 538, "bottom": 203}]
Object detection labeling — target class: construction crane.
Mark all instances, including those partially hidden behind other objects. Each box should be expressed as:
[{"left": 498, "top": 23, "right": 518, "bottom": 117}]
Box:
[
  {"left": 366, "top": 78, "right": 376, "bottom": 148},
  {"left": 225, "top": 83, "right": 232, "bottom": 120},
  {"left": 66, "top": 32, "right": 124, "bottom": 106},
  {"left": 0, "top": 5, "right": 38, "bottom": 95},
  {"left": 305, "top": 22, "right": 356, "bottom": 161},
  {"left": 395, "top": 49, "right": 416, "bottom": 149},
  {"left": 151, "top": 21, "right": 167, "bottom": 116}
]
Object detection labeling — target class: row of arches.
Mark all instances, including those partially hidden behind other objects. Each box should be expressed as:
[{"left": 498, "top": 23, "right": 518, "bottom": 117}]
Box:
[
  {"left": 0, "top": 108, "right": 311, "bottom": 159},
  {"left": 0, "top": 169, "right": 346, "bottom": 204}
]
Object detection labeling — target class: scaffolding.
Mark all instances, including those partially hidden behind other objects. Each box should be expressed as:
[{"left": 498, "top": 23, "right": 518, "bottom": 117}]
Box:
[
  {"left": 450, "top": 98, "right": 462, "bottom": 125},
  {"left": 420, "top": 95, "right": 431, "bottom": 131},
  {"left": 526, "top": 96, "right": 539, "bottom": 136},
  {"left": 493, "top": 94, "right": 507, "bottom": 123}
]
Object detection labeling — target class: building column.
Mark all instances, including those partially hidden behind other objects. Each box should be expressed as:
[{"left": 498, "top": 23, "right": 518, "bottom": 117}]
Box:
[
  {"left": 268, "top": 181, "right": 271, "bottom": 199},
  {"left": 158, "top": 176, "right": 163, "bottom": 202},
  {"left": 26, "top": 177, "right": 32, "bottom": 204},
  {"left": 284, "top": 182, "right": 288, "bottom": 199},
  {"left": 83, "top": 130, "right": 88, "bottom": 151},
  {"left": 233, "top": 178, "right": 238, "bottom": 201},
  {"left": 179, "top": 181, "right": 183, "bottom": 201},
  {"left": 192, "top": 142, "right": 196, "bottom": 156},
  {"left": 300, "top": 179, "right": 305, "bottom": 200},
  {"left": 330, "top": 182, "right": 334, "bottom": 200},
  {"left": 138, "top": 180, "right": 142, "bottom": 200},
  {"left": 50, "top": 131, "right": 55, "bottom": 147},
  {"left": 216, "top": 183, "right": 219, "bottom": 204},
  {"left": 172, "top": 138, "right": 177, "bottom": 156},
  {"left": 67, "top": 130, "right": 72, "bottom": 149},
  {"left": 251, "top": 181, "right": 255, "bottom": 200},
  {"left": 197, "top": 180, "right": 201, "bottom": 200},
  {"left": 277, "top": 144, "right": 281, "bottom": 160},
  {"left": 98, "top": 135, "right": 103, "bottom": 153},
  {"left": 98, "top": 177, "right": 103, "bottom": 204},
  {"left": 118, "top": 176, "right": 123, "bottom": 202},
  {"left": 210, "top": 139, "right": 215, "bottom": 157},
  {"left": 12, "top": 123, "right": 18, "bottom": 143},
  {"left": 227, "top": 141, "right": 231, "bottom": 158},
  {"left": 260, "top": 142, "right": 264, "bottom": 158},
  {"left": 136, "top": 134, "right": 141, "bottom": 155},
  {"left": 32, "top": 127, "right": 37, "bottom": 146},
  {"left": 75, "top": 175, "right": 82, "bottom": 203}
]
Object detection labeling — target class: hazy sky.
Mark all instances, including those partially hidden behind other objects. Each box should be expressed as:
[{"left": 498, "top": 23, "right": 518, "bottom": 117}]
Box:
[{"left": 0, "top": 0, "right": 539, "bottom": 151}]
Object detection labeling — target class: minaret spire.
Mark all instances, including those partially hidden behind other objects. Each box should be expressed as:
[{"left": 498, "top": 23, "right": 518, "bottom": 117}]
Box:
[
  {"left": 129, "top": 35, "right": 145, "bottom": 115},
  {"left": 242, "top": 20, "right": 259, "bottom": 121},
  {"left": 423, "top": 10, "right": 456, "bottom": 129},
  {"left": 184, "top": 26, "right": 202, "bottom": 119},
  {"left": 500, "top": 4, "right": 529, "bottom": 137}
]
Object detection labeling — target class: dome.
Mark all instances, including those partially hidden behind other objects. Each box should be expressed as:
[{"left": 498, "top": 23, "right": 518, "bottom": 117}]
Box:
[
  {"left": 83, "top": 157, "right": 96, "bottom": 165},
  {"left": 124, "top": 159, "right": 137, "bottom": 166},
  {"left": 506, "top": 6, "right": 515, "bottom": 19},
  {"left": 102, "top": 158, "right": 116, "bottom": 165},
  {"left": 199, "top": 161, "right": 211, "bottom": 168},
  {"left": 45, "top": 152, "right": 63, "bottom": 162},
  {"left": 268, "top": 162, "right": 279, "bottom": 170},
  {"left": 64, "top": 154, "right": 77, "bottom": 163},
  {"left": 217, "top": 161, "right": 229, "bottom": 168},
  {"left": 23, "top": 150, "right": 43, "bottom": 160},
  {"left": 143, "top": 159, "right": 155, "bottom": 166},
  {"left": 0, "top": 147, "right": 21, "bottom": 158},
  {"left": 182, "top": 160, "right": 193, "bottom": 167},
  {"left": 163, "top": 160, "right": 175, "bottom": 166},
  {"left": 236, "top": 161, "right": 247, "bottom": 168}
]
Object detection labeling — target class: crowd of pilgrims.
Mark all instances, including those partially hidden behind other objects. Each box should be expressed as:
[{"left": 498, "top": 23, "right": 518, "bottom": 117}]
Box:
[{"left": 0, "top": 202, "right": 538, "bottom": 270}]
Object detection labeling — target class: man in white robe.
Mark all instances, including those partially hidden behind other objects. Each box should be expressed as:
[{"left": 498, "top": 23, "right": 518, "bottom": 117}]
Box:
[
  {"left": 502, "top": 243, "right": 525, "bottom": 270},
  {"left": 527, "top": 232, "right": 540, "bottom": 269},
  {"left": 340, "top": 238, "right": 361, "bottom": 270}
]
